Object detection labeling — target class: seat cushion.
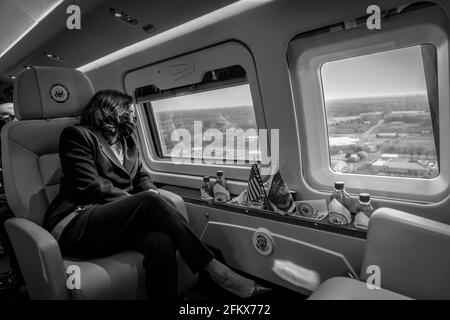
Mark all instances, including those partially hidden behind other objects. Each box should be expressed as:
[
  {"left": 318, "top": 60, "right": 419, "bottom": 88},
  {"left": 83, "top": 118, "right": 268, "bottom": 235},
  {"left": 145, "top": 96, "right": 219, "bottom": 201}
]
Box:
[
  {"left": 308, "top": 277, "right": 412, "bottom": 300},
  {"left": 64, "top": 250, "right": 198, "bottom": 300},
  {"left": 64, "top": 251, "right": 145, "bottom": 300},
  {"left": 1, "top": 118, "right": 79, "bottom": 225}
]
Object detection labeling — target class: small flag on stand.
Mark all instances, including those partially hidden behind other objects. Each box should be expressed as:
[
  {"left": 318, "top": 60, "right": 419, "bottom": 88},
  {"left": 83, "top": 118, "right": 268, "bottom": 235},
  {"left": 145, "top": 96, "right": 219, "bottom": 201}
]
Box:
[
  {"left": 267, "top": 170, "right": 296, "bottom": 215},
  {"left": 247, "top": 164, "right": 269, "bottom": 209}
]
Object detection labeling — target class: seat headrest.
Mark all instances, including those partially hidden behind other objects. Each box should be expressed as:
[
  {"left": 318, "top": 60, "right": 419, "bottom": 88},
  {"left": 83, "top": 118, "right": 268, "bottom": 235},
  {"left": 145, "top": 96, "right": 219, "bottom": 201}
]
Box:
[{"left": 13, "top": 67, "right": 94, "bottom": 120}]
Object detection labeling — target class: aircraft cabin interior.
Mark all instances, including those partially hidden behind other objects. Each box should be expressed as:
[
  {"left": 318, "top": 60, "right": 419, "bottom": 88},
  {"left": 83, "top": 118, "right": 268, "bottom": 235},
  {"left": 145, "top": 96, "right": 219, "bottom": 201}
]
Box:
[{"left": 0, "top": 0, "right": 449, "bottom": 306}]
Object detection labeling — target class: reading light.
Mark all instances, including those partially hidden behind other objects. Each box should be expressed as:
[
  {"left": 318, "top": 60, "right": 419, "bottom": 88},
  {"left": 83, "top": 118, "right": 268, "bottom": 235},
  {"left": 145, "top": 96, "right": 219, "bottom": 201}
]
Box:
[
  {"left": 79, "top": 0, "right": 274, "bottom": 73},
  {"left": 23, "top": 65, "right": 32, "bottom": 69},
  {"left": 109, "top": 8, "right": 138, "bottom": 25},
  {"left": 142, "top": 24, "right": 157, "bottom": 35},
  {"left": 43, "top": 51, "right": 63, "bottom": 61},
  {"left": 9, "top": 75, "right": 16, "bottom": 80}
]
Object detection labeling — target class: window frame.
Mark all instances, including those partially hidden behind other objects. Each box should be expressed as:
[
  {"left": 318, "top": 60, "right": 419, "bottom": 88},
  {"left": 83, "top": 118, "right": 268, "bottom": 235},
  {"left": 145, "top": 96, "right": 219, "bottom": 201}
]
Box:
[
  {"left": 320, "top": 44, "right": 439, "bottom": 179},
  {"left": 288, "top": 5, "right": 449, "bottom": 203},
  {"left": 124, "top": 42, "right": 267, "bottom": 183}
]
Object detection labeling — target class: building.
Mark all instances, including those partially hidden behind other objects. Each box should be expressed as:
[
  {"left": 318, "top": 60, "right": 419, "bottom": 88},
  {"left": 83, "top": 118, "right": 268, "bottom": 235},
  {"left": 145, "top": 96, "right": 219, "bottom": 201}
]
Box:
[
  {"left": 328, "top": 115, "right": 361, "bottom": 125},
  {"left": 360, "top": 111, "right": 384, "bottom": 121},
  {"left": 370, "top": 154, "right": 433, "bottom": 178},
  {"left": 390, "top": 110, "right": 429, "bottom": 116},
  {"left": 376, "top": 132, "right": 399, "bottom": 138},
  {"left": 382, "top": 161, "right": 431, "bottom": 178}
]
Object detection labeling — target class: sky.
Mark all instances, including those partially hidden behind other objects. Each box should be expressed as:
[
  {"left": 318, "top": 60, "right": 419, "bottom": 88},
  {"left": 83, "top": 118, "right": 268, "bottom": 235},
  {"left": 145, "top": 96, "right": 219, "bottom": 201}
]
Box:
[
  {"left": 321, "top": 45, "right": 430, "bottom": 100},
  {"left": 151, "top": 83, "right": 253, "bottom": 112}
]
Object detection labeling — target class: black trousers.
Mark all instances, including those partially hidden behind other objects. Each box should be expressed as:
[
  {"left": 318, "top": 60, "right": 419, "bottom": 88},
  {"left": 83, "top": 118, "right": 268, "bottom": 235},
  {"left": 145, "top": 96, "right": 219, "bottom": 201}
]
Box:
[{"left": 59, "top": 191, "right": 213, "bottom": 302}]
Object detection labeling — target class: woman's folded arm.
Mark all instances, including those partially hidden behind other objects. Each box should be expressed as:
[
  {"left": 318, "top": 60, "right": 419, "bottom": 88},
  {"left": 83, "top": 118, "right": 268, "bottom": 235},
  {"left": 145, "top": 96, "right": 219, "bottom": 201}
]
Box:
[{"left": 59, "top": 126, "right": 131, "bottom": 203}]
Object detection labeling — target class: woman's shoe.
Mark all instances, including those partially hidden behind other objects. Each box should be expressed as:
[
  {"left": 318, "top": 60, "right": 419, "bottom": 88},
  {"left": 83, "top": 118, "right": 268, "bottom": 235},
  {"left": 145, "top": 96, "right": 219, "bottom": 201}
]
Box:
[{"left": 251, "top": 283, "right": 272, "bottom": 297}]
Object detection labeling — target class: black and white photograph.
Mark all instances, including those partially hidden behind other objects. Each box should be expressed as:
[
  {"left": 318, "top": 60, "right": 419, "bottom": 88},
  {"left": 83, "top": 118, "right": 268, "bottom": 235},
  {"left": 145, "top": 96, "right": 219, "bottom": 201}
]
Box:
[{"left": 0, "top": 0, "right": 449, "bottom": 315}]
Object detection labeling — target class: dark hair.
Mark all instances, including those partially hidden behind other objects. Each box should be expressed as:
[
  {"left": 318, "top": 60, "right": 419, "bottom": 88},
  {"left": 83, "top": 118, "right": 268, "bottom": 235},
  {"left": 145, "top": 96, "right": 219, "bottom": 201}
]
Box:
[{"left": 80, "top": 90, "right": 133, "bottom": 144}]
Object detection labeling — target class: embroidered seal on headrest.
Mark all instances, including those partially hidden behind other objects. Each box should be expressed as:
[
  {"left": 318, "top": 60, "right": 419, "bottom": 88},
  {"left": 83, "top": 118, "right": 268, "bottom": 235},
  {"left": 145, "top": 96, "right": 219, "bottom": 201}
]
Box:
[{"left": 49, "top": 84, "right": 69, "bottom": 103}]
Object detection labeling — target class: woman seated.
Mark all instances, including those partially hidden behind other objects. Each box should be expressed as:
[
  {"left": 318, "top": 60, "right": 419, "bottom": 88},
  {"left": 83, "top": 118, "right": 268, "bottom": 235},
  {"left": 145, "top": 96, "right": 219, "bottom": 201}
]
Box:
[{"left": 44, "top": 89, "right": 267, "bottom": 302}]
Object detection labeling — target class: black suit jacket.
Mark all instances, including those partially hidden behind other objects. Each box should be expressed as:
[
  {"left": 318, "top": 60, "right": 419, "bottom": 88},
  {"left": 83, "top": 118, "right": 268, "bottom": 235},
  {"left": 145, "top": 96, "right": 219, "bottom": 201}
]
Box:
[{"left": 44, "top": 125, "right": 156, "bottom": 232}]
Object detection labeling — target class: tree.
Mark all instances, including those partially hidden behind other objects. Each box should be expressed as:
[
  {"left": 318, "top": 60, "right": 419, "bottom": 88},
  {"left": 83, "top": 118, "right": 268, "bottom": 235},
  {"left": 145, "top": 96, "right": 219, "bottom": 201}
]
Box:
[{"left": 416, "top": 146, "right": 425, "bottom": 159}]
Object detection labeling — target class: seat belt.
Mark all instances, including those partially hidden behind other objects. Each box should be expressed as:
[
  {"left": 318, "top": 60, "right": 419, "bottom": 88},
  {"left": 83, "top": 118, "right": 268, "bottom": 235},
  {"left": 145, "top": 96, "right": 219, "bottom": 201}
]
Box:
[{"left": 50, "top": 210, "right": 80, "bottom": 242}]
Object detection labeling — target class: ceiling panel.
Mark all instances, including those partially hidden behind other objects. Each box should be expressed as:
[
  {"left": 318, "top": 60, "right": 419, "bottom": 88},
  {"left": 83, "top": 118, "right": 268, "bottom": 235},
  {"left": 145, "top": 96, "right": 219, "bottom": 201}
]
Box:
[
  {"left": 0, "top": 1, "right": 34, "bottom": 55},
  {"left": 0, "top": 0, "right": 62, "bottom": 57},
  {"left": 14, "top": 0, "right": 61, "bottom": 20},
  {"left": 0, "top": 0, "right": 238, "bottom": 85}
]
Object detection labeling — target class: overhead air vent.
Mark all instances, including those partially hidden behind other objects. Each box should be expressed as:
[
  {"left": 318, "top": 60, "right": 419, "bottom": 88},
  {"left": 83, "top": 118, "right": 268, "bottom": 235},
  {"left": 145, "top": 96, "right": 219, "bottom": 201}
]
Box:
[
  {"left": 109, "top": 8, "right": 138, "bottom": 25},
  {"left": 142, "top": 23, "right": 157, "bottom": 35}
]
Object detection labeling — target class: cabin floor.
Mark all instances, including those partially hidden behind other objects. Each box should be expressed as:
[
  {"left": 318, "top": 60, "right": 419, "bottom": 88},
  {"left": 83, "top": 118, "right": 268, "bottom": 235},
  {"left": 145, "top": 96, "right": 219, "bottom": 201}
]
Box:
[
  {"left": 185, "top": 249, "right": 307, "bottom": 302},
  {"left": 0, "top": 248, "right": 305, "bottom": 301},
  {"left": 185, "top": 270, "right": 307, "bottom": 302},
  {"left": 0, "top": 254, "right": 27, "bottom": 301}
]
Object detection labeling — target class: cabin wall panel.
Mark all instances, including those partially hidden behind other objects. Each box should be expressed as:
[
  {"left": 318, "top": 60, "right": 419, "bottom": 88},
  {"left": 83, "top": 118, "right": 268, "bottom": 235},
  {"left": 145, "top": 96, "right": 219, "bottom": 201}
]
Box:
[
  {"left": 186, "top": 203, "right": 366, "bottom": 283},
  {"left": 83, "top": 0, "right": 450, "bottom": 225}
]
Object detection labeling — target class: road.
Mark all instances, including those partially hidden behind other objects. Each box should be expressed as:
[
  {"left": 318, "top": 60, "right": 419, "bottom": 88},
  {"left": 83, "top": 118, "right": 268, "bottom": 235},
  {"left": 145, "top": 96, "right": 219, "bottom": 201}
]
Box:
[{"left": 362, "top": 119, "right": 384, "bottom": 137}]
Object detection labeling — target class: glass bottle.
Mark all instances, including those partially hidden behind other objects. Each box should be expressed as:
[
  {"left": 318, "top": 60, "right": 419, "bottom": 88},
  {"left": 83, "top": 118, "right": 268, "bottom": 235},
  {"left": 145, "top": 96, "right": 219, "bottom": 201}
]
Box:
[
  {"left": 216, "top": 170, "right": 228, "bottom": 189},
  {"left": 329, "top": 181, "right": 351, "bottom": 210},
  {"left": 214, "top": 170, "right": 230, "bottom": 202},
  {"left": 200, "top": 176, "right": 213, "bottom": 199},
  {"left": 354, "top": 193, "right": 374, "bottom": 230},
  {"left": 358, "top": 193, "right": 374, "bottom": 217},
  {"left": 328, "top": 181, "right": 352, "bottom": 225}
]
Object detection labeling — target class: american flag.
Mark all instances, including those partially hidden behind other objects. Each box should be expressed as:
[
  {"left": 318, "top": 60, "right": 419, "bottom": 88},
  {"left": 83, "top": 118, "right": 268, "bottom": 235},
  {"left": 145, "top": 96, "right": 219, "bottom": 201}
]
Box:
[{"left": 247, "top": 164, "right": 268, "bottom": 207}]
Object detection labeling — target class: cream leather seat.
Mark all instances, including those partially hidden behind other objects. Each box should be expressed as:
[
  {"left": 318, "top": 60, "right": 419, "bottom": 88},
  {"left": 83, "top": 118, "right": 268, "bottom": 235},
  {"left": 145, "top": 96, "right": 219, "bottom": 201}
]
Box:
[
  {"left": 1, "top": 66, "right": 197, "bottom": 299},
  {"left": 309, "top": 208, "right": 450, "bottom": 300}
]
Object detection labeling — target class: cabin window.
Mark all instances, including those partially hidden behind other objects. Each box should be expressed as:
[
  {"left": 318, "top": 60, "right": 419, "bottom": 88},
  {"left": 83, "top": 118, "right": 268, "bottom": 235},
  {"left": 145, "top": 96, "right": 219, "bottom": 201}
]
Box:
[
  {"left": 288, "top": 3, "right": 449, "bottom": 203},
  {"left": 137, "top": 66, "right": 260, "bottom": 164},
  {"left": 320, "top": 45, "right": 439, "bottom": 179},
  {"left": 127, "top": 42, "right": 264, "bottom": 188}
]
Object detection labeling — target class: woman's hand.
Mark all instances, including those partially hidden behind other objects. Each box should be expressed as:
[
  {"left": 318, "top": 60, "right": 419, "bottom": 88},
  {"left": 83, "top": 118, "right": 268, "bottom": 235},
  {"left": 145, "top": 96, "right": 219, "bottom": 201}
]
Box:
[{"left": 148, "top": 188, "right": 160, "bottom": 195}]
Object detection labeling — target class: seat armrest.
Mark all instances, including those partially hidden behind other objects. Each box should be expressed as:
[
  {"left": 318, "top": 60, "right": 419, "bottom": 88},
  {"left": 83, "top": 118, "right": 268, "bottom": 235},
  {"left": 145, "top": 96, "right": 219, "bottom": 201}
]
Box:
[
  {"left": 158, "top": 189, "right": 189, "bottom": 223},
  {"left": 5, "top": 217, "right": 69, "bottom": 299}
]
